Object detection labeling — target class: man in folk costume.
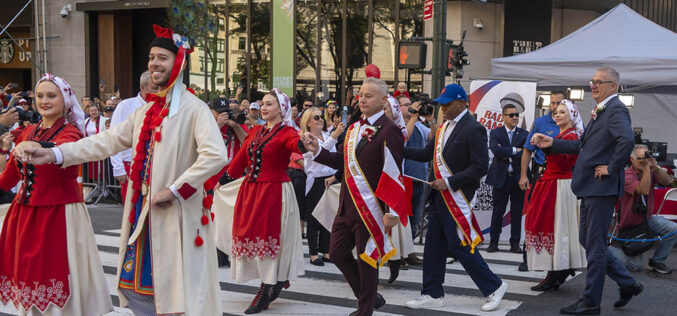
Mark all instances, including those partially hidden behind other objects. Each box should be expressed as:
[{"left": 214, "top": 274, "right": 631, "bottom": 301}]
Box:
[
  {"left": 301, "top": 77, "right": 409, "bottom": 316},
  {"left": 20, "top": 25, "right": 227, "bottom": 315},
  {"left": 403, "top": 84, "right": 508, "bottom": 312}
]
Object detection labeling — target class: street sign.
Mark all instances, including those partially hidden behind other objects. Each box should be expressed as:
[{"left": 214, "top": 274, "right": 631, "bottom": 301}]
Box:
[
  {"left": 424, "top": 0, "right": 433, "bottom": 21},
  {"left": 397, "top": 42, "right": 426, "bottom": 69}
]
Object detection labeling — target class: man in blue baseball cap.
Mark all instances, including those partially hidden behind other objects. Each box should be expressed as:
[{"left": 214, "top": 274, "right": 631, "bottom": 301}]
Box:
[{"left": 404, "top": 83, "right": 507, "bottom": 312}]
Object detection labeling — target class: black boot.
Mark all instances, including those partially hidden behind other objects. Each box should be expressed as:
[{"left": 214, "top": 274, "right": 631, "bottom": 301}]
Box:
[
  {"left": 388, "top": 260, "right": 402, "bottom": 284},
  {"left": 270, "top": 280, "right": 290, "bottom": 303},
  {"left": 557, "top": 269, "right": 576, "bottom": 284},
  {"left": 531, "top": 271, "right": 561, "bottom": 291},
  {"left": 244, "top": 283, "right": 274, "bottom": 314}
]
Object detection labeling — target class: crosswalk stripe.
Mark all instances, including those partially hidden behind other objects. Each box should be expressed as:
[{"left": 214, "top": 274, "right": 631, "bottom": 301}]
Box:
[{"left": 3, "top": 231, "right": 581, "bottom": 316}]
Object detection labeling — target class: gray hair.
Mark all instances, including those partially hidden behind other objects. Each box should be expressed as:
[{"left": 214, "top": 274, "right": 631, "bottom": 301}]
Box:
[
  {"left": 140, "top": 71, "right": 151, "bottom": 87},
  {"left": 630, "top": 144, "right": 648, "bottom": 158},
  {"left": 362, "top": 77, "right": 388, "bottom": 97},
  {"left": 597, "top": 67, "right": 620, "bottom": 84}
]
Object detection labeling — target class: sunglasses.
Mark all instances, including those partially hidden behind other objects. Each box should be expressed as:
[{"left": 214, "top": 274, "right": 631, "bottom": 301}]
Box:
[
  {"left": 312, "top": 115, "right": 323, "bottom": 121},
  {"left": 505, "top": 113, "right": 519, "bottom": 118}
]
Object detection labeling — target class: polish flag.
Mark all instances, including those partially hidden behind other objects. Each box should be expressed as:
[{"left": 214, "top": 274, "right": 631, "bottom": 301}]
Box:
[{"left": 375, "top": 146, "right": 412, "bottom": 226}]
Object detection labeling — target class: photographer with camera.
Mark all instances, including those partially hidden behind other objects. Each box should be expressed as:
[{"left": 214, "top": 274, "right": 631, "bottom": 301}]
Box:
[{"left": 609, "top": 144, "right": 675, "bottom": 274}]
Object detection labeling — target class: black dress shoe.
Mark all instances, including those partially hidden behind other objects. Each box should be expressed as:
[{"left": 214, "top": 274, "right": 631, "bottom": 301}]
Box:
[
  {"left": 518, "top": 262, "right": 528, "bottom": 272},
  {"left": 509, "top": 244, "right": 522, "bottom": 253},
  {"left": 322, "top": 256, "right": 332, "bottom": 263},
  {"left": 614, "top": 282, "right": 643, "bottom": 308},
  {"left": 349, "top": 293, "right": 385, "bottom": 316},
  {"left": 388, "top": 260, "right": 401, "bottom": 284},
  {"left": 310, "top": 257, "right": 325, "bottom": 266},
  {"left": 560, "top": 299, "right": 600, "bottom": 315},
  {"left": 531, "top": 271, "right": 561, "bottom": 291},
  {"left": 486, "top": 243, "right": 499, "bottom": 253},
  {"left": 375, "top": 293, "right": 385, "bottom": 309}
]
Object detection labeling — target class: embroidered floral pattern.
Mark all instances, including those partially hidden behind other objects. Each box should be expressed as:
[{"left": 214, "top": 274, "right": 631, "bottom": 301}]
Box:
[
  {"left": 0, "top": 276, "right": 69, "bottom": 312},
  {"left": 525, "top": 231, "right": 554, "bottom": 254},
  {"left": 232, "top": 236, "right": 280, "bottom": 260}
]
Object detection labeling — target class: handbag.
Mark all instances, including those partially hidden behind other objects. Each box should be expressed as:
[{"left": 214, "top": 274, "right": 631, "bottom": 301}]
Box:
[
  {"left": 619, "top": 221, "right": 655, "bottom": 257},
  {"left": 617, "top": 195, "right": 655, "bottom": 257}
]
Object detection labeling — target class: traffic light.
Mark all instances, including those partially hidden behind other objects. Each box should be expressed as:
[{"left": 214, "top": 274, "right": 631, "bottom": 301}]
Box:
[
  {"left": 398, "top": 41, "right": 427, "bottom": 69},
  {"left": 446, "top": 32, "right": 469, "bottom": 79}
]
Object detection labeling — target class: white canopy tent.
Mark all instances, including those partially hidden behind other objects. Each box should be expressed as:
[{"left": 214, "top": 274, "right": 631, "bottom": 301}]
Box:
[
  {"left": 491, "top": 3, "right": 677, "bottom": 86},
  {"left": 491, "top": 3, "right": 677, "bottom": 156}
]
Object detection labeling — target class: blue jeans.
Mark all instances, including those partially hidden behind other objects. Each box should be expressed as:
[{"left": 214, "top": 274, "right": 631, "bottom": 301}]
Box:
[
  {"left": 610, "top": 215, "right": 677, "bottom": 271},
  {"left": 409, "top": 181, "right": 426, "bottom": 238}
]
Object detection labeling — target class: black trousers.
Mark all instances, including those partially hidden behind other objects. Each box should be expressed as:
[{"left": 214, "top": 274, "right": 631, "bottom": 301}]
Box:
[
  {"left": 306, "top": 176, "right": 331, "bottom": 255},
  {"left": 489, "top": 173, "right": 525, "bottom": 245},
  {"left": 287, "top": 168, "right": 307, "bottom": 221}
]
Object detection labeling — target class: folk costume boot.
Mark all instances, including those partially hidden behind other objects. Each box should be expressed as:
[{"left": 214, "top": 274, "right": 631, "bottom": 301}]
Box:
[
  {"left": 270, "top": 280, "right": 290, "bottom": 302},
  {"left": 531, "top": 271, "right": 561, "bottom": 291},
  {"left": 244, "top": 283, "right": 274, "bottom": 314}
]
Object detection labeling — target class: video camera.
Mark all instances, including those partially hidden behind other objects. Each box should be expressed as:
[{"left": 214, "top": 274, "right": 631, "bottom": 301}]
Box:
[
  {"left": 632, "top": 127, "right": 667, "bottom": 162},
  {"left": 409, "top": 92, "right": 436, "bottom": 116}
]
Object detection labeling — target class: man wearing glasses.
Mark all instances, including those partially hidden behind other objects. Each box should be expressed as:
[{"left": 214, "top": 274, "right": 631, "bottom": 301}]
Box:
[
  {"left": 531, "top": 67, "right": 641, "bottom": 315},
  {"left": 486, "top": 104, "right": 529, "bottom": 254}
]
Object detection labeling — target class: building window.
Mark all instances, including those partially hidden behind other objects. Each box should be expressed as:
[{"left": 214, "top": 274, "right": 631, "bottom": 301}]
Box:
[{"left": 238, "top": 37, "right": 246, "bottom": 50}]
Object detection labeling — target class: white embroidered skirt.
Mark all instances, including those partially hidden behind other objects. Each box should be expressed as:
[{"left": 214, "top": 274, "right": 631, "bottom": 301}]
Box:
[
  {"left": 15, "top": 203, "right": 113, "bottom": 316},
  {"left": 527, "top": 179, "right": 587, "bottom": 271},
  {"left": 213, "top": 180, "right": 305, "bottom": 284}
]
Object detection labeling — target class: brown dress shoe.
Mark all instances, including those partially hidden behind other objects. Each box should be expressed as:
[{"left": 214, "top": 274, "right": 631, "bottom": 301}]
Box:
[{"left": 406, "top": 253, "right": 423, "bottom": 265}]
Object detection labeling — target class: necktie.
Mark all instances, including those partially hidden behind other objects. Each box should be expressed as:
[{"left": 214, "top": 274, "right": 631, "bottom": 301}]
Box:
[
  {"left": 508, "top": 130, "right": 514, "bottom": 144},
  {"left": 359, "top": 119, "right": 369, "bottom": 125}
]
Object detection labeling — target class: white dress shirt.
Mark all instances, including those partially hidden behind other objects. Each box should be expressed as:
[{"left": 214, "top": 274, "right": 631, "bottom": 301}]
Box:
[
  {"left": 302, "top": 132, "right": 338, "bottom": 195},
  {"left": 504, "top": 125, "right": 516, "bottom": 172},
  {"left": 441, "top": 109, "right": 468, "bottom": 189},
  {"left": 110, "top": 94, "right": 146, "bottom": 177}
]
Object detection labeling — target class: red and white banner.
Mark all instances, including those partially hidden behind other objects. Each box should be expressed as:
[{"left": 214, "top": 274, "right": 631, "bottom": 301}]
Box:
[
  {"left": 343, "top": 122, "right": 396, "bottom": 268},
  {"left": 375, "top": 146, "right": 411, "bottom": 226},
  {"left": 433, "top": 121, "right": 484, "bottom": 253},
  {"left": 424, "top": 0, "right": 433, "bottom": 21}
]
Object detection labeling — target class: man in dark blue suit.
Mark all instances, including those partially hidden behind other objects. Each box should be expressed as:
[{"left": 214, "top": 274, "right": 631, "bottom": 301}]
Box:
[
  {"left": 486, "top": 104, "right": 528, "bottom": 253},
  {"left": 532, "top": 68, "right": 642, "bottom": 315},
  {"left": 404, "top": 84, "right": 507, "bottom": 312}
]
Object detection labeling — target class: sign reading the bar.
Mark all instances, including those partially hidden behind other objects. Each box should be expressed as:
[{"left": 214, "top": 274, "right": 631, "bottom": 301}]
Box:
[
  {"left": 0, "top": 33, "right": 31, "bottom": 69},
  {"left": 424, "top": 0, "right": 433, "bottom": 21},
  {"left": 503, "top": 0, "right": 551, "bottom": 57}
]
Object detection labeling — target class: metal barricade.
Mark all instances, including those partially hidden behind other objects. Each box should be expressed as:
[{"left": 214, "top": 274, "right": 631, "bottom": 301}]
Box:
[{"left": 81, "top": 158, "right": 121, "bottom": 204}]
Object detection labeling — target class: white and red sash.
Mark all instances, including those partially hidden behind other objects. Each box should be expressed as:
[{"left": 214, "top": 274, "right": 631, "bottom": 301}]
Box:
[
  {"left": 343, "top": 122, "right": 396, "bottom": 268},
  {"left": 433, "top": 121, "right": 484, "bottom": 253}
]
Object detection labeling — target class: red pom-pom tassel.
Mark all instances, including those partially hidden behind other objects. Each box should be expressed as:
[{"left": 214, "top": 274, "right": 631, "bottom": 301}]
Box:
[
  {"left": 154, "top": 132, "right": 162, "bottom": 142},
  {"left": 160, "top": 108, "right": 169, "bottom": 117},
  {"left": 201, "top": 214, "right": 209, "bottom": 225},
  {"left": 153, "top": 116, "right": 164, "bottom": 127},
  {"left": 210, "top": 212, "right": 215, "bottom": 221},
  {"left": 194, "top": 229, "right": 204, "bottom": 247},
  {"left": 202, "top": 195, "right": 213, "bottom": 209}
]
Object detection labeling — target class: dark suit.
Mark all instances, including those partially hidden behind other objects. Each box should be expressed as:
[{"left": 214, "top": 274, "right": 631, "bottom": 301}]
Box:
[
  {"left": 314, "top": 113, "right": 403, "bottom": 316},
  {"left": 404, "top": 111, "right": 502, "bottom": 298},
  {"left": 486, "top": 126, "right": 528, "bottom": 246},
  {"left": 551, "top": 96, "right": 636, "bottom": 306}
]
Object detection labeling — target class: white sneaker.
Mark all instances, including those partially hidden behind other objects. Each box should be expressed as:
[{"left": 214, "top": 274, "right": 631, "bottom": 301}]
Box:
[
  {"left": 405, "top": 294, "right": 445, "bottom": 309},
  {"left": 481, "top": 281, "right": 508, "bottom": 312}
]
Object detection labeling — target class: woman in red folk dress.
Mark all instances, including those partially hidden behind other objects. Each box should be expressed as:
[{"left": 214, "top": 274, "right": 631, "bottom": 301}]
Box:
[
  {"left": 218, "top": 88, "right": 304, "bottom": 314},
  {"left": 524, "top": 100, "right": 586, "bottom": 291},
  {"left": 0, "top": 74, "right": 112, "bottom": 316}
]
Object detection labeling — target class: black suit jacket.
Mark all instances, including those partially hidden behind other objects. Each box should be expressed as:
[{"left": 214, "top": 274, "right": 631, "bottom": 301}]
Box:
[
  {"left": 485, "top": 126, "right": 528, "bottom": 188},
  {"left": 404, "top": 111, "right": 488, "bottom": 201},
  {"left": 315, "top": 115, "right": 404, "bottom": 219}
]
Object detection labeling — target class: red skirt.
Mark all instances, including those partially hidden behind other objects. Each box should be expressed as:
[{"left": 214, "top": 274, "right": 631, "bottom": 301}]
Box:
[
  {"left": 0, "top": 202, "right": 70, "bottom": 312},
  {"left": 524, "top": 178, "right": 557, "bottom": 254},
  {"left": 232, "top": 181, "right": 283, "bottom": 259}
]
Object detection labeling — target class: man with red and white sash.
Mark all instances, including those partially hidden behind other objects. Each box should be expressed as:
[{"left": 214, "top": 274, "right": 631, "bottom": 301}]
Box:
[
  {"left": 301, "top": 77, "right": 405, "bottom": 316},
  {"left": 403, "top": 84, "right": 508, "bottom": 312}
]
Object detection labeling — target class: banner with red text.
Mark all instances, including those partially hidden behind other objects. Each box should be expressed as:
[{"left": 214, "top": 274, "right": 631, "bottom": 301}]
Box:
[{"left": 468, "top": 79, "right": 536, "bottom": 242}]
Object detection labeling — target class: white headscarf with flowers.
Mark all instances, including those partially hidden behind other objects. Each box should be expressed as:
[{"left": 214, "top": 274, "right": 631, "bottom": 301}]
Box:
[
  {"left": 35, "top": 73, "right": 85, "bottom": 133},
  {"left": 271, "top": 88, "right": 294, "bottom": 127},
  {"left": 562, "top": 99, "right": 584, "bottom": 137},
  {"left": 387, "top": 95, "right": 408, "bottom": 139}
]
